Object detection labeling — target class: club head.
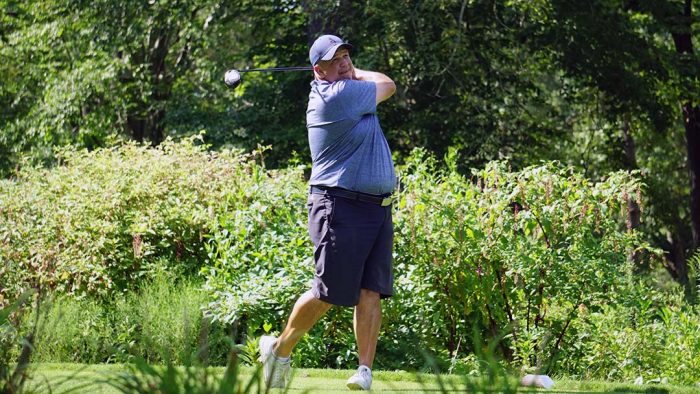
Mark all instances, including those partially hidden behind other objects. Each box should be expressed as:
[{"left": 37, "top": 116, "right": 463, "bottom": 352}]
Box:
[{"left": 224, "top": 69, "right": 242, "bottom": 89}]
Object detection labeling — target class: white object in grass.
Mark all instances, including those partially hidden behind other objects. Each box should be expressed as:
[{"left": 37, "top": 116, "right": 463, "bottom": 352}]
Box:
[{"left": 520, "top": 374, "right": 554, "bottom": 389}]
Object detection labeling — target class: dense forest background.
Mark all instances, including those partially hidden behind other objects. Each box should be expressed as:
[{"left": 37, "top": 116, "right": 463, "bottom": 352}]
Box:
[{"left": 4, "top": 0, "right": 698, "bottom": 290}]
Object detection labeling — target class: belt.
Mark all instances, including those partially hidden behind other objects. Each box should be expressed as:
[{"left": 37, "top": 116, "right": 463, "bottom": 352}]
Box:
[{"left": 310, "top": 186, "right": 394, "bottom": 207}]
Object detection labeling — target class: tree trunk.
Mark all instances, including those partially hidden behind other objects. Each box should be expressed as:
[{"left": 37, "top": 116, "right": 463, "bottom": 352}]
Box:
[
  {"left": 121, "top": 11, "right": 180, "bottom": 146},
  {"left": 684, "top": 104, "right": 700, "bottom": 250},
  {"left": 666, "top": 226, "right": 689, "bottom": 285},
  {"left": 621, "top": 117, "right": 642, "bottom": 266},
  {"left": 669, "top": 0, "right": 695, "bottom": 286},
  {"left": 146, "top": 26, "right": 172, "bottom": 145},
  {"left": 128, "top": 117, "right": 146, "bottom": 143}
]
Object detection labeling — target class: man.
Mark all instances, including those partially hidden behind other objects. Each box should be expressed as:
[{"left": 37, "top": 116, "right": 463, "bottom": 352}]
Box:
[{"left": 258, "top": 34, "right": 397, "bottom": 391}]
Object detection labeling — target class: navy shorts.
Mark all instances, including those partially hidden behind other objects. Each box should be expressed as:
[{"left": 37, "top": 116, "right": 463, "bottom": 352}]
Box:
[{"left": 307, "top": 189, "right": 394, "bottom": 307}]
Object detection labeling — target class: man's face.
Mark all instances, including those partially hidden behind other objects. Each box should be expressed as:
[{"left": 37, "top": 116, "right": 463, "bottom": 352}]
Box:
[{"left": 315, "top": 48, "right": 353, "bottom": 83}]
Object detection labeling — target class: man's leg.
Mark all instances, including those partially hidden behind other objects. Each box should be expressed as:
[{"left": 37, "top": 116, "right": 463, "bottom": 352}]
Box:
[
  {"left": 353, "top": 289, "right": 382, "bottom": 367},
  {"left": 275, "top": 290, "right": 332, "bottom": 357}
]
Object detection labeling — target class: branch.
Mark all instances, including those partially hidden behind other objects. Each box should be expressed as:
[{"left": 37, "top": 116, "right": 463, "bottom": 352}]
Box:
[
  {"left": 493, "top": 261, "right": 518, "bottom": 343},
  {"left": 545, "top": 302, "right": 579, "bottom": 375}
]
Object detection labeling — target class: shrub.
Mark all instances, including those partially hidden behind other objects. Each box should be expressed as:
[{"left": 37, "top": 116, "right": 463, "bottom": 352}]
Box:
[
  {"left": 0, "top": 136, "right": 278, "bottom": 299},
  {"left": 561, "top": 284, "right": 700, "bottom": 385},
  {"left": 200, "top": 162, "right": 310, "bottom": 329},
  {"left": 387, "top": 148, "right": 650, "bottom": 372}
]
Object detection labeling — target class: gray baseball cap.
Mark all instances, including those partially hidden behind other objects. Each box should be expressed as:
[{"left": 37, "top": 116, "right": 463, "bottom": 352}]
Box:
[{"left": 309, "top": 34, "right": 353, "bottom": 66}]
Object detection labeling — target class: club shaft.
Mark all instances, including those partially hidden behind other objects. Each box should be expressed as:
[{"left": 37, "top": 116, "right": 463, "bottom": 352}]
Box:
[{"left": 238, "top": 66, "right": 313, "bottom": 73}]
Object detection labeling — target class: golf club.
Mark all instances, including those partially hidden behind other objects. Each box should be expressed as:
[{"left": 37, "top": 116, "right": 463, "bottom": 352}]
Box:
[{"left": 224, "top": 66, "right": 313, "bottom": 89}]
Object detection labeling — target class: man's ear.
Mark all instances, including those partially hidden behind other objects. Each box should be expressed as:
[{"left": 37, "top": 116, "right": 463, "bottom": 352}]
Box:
[{"left": 313, "top": 64, "right": 325, "bottom": 77}]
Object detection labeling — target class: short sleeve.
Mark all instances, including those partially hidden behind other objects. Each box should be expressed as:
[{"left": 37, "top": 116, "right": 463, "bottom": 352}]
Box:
[{"left": 335, "top": 80, "right": 376, "bottom": 118}]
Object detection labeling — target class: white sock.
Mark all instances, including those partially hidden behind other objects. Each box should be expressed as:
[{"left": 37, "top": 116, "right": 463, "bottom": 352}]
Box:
[{"left": 274, "top": 354, "right": 290, "bottom": 363}]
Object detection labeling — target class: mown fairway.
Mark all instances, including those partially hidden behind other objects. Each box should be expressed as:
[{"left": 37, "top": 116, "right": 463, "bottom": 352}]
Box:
[{"left": 25, "top": 363, "right": 699, "bottom": 393}]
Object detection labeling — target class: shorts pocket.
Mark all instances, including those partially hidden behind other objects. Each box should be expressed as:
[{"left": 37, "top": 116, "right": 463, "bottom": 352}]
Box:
[{"left": 306, "top": 196, "right": 314, "bottom": 215}]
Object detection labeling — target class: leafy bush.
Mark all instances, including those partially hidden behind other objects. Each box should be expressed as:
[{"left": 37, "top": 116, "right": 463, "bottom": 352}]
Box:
[
  {"left": 387, "top": 148, "right": 650, "bottom": 372},
  {"left": 197, "top": 148, "right": 362, "bottom": 368},
  {"left": 0, "top": 136, "right": 277, "bottom": 299},
  {"left": 200, "top": 159, "right": 310, "bottom": 328}
]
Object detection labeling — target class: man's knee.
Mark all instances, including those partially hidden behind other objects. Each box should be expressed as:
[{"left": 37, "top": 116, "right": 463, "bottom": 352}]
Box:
[
  {"left": 313, "top": 297, "right": 333, "bottom": 314},
  {"left": 358, "top": 289, "right": 381, "bottom": 303},
  {"left": 303, "top": 290, "right": 333, "bottom": 313}
]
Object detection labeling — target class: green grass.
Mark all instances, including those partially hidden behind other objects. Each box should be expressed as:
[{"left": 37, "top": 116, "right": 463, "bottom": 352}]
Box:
[{"left": 24, "top": 363, "right": 700, "bottom": 393}]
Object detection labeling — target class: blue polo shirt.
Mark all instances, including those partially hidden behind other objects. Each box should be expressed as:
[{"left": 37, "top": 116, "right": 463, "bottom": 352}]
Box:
[{"left": 306, "top": 79, "right": 396, "bottom": 195}]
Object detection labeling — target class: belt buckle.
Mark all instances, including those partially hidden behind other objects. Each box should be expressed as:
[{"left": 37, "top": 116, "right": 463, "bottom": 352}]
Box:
[{"left": 380, "top": 196, "right": 394, "bottom": 207}]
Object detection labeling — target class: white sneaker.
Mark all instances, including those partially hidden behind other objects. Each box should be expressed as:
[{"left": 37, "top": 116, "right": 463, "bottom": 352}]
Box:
[
  {"left": 346, "top": 365, "right": 372, "bottom": 390},
  {"left": 258, "top": 335, "right": 291, "bottom": 388}
]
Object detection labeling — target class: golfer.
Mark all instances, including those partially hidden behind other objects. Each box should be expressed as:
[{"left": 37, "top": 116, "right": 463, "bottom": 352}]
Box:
[{"left": 259, "top": 34, "right": 397, "bottom": 391}]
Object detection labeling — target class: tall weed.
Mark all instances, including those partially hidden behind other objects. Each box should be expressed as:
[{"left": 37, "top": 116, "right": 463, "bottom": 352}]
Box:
[
  {"left": 31, "top": 295, "right": 113, "bottom": 363},
  {"left": 30, "top": 274, "right": 227, "bottom": 365},
  {"left": 113, "top": 274, "right": 212, "bottom": 364},
  {"left": 561, "top": 284, "right": 700, "bottom": 385},
  {"left": 1, "top": 291, "right": 35, "bottom": 393}
]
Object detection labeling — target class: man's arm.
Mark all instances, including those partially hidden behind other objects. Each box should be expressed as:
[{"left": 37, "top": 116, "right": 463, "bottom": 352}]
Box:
[{"left": 353, "top": 68, "right": 396, "bottom": 104}]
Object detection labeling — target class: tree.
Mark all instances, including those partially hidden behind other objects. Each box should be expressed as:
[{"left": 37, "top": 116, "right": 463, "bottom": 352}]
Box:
[
  {"left": 529, "top": 0, "right": 700, "bottom": 287},
  {"left": 0, "top": 0, "right": 243, "bottom": 175}
]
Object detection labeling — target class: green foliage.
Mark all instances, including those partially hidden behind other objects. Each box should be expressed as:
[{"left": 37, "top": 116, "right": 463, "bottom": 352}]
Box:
[
  {"left": 31, "top": 295, "right": 113, "bottom": 364},
  {"left": 523, "top": 0, "right": 698, "bottom": 288},
  {"left": 290, "top": 307, "right": 358, "bottom": 369},
  {"left": 0, "top": 136, "right": 272, "bottom": 298},
  {"left": 2, "top": 290, "right": 97, "bottom": 393},
  {"left": 114, "top": 274, "right": 209, "bottom": 364},
  {"left": 3, "top": 0, "right": 689, "bottom": 173},
  {"left": 2, "top": 139, "right": 697, "bottom": 382},
  {"left": 0, "top": 0, "right": 130, "bottom": 174},
  {"left": 688, "top": 251, "right": 700, "bottom": 302},
  {"left": 3, "top": 0, "right": 700, "bottom": 298},
  {"left": 561, "top": 285, "right": 700, "bottom": 385},
  {"left": 30, "top": 274, "right": 228, "bottom": 366},
  {"left": 353, "top": 0, "right": 567, "bottom": 168},
  {"left": 0, "top": 0, "right": 247, "bottom": 176},
  {"left": 201, "top": 146, "right": 653, "bottom": 373},
  {"left": 0, "top": 291, "right": 35, "bottom": 394},
  {"left": 4, "top": 295, "right": 263, "bottom": 394},
  {"left": 201, "top": 150, "right": 310, "bottom": 328},
  {"left": 387, "top": 148, "right": 651, "bottom": 372}
]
